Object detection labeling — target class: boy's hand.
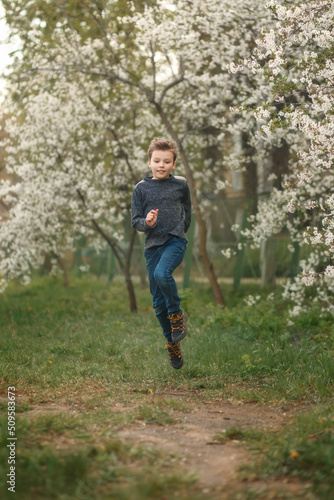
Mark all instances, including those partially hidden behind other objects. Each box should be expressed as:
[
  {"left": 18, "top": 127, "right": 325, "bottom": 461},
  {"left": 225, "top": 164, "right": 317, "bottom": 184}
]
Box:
[{"left": 146, "top": 209, "right": 159, "bottom": 227}]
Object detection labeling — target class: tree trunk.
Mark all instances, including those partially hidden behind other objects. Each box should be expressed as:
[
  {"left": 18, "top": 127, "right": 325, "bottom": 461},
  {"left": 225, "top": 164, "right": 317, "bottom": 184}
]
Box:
[
  {"left": 55, "top": 253, "right": 70, "bottom": 287},
  {"left": 154, "top": 103, "right": 226, "bottom": 306},
  {"left": 183, "top": 216, "right": 196, "bottom": 289},
  {"left": 260, "top": 238, "right": 276, "bottom": 288},
  {"left": 99, "top": 231, "right": 138, "bottom": 313},
  {"left": 77, "top": 189, "right": 137, "bottom": 312},
  {"left": 124, "top": 228, "right": 138, "bottom": 313},
  {"left": 44, "top": 252, "right": 52, "bottom": 273},
  {"left": 97, "top": 229, "right": 138, "bottom": 313},
  {"left": 233, "top": 209, "right": 248, "bottom": 291},
  {"left": 290, "top": 240, "right": 300, "bottom": 281}
]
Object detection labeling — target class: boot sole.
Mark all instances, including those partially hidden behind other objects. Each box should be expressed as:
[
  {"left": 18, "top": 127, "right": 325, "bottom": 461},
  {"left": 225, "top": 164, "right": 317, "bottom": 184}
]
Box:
[
  {"left": 171, "top": 330, "right": 187, "bottom": 342},
  {"left": 170, "top": 359, "right": 184, "bottom": 369}
]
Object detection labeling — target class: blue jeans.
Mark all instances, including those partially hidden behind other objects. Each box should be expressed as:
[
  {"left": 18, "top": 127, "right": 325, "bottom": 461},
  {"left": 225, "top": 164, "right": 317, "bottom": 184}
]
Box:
[{"left": 145, "top": 236, "right": 187, "bottom": 343}]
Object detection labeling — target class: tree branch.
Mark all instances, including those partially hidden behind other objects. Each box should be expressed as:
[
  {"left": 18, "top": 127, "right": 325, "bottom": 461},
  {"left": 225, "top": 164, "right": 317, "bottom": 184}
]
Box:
[
  {"left": 158, "top": 57, "right": 185, "bottom": 105},
  {"left": 76, "top": 188, "right": 126, "bottom": 266}
]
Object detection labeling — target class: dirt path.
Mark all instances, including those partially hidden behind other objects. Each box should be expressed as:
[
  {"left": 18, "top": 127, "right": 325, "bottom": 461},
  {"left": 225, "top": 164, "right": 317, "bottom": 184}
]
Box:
[
  {"left": 117, "top": 394, "right": 307, "bottom": 498},
  {"left": 4, "top": 392, "right": 311, "bottom": 498}
]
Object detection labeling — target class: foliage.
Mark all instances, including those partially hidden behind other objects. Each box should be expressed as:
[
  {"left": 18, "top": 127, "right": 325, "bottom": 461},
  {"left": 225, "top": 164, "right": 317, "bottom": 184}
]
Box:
[
  {"left": 0, "top": 0, "right": 273, "bottom": 300},
  {"left": 0, "top": 0, "right": 154, "bottom": 298},
  {"left": 230, "top": 0, "right": 334, "bottom": 317},
  {"left": 0, "top": 0, "right": 333, "bottom": 316}
]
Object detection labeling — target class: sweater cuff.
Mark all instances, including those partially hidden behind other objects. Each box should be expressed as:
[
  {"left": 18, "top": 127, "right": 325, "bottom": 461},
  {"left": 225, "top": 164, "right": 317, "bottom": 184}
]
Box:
[{"left": 146, "top": 221, "right": 157, "bottom": 230}]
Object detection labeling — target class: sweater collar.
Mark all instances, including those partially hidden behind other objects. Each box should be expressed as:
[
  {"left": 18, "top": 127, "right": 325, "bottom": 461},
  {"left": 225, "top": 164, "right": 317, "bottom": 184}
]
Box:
[{"left": 144, "top": 174, "right": 174, "bottom": 182}]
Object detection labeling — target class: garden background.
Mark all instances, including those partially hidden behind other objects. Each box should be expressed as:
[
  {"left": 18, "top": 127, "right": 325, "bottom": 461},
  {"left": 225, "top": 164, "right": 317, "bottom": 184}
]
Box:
[{"left": 0, "top": 1, "right": 333, "bottom": 499}]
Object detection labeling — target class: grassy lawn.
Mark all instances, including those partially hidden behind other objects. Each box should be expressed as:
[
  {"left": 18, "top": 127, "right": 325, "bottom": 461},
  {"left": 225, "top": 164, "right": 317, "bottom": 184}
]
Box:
[{"left": 0, "top": 274, "right": 333, "bottom": 499}]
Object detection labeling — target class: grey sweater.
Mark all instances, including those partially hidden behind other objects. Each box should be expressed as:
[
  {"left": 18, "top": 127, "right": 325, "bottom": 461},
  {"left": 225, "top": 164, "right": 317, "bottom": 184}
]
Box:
[{"left": 131, "top": 175, "right": 192, "bottom": 249}]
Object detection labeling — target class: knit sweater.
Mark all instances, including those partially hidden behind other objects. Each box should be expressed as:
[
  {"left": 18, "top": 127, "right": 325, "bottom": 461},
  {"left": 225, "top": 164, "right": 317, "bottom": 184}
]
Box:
[{"left": 131, "top": 175, "right": 192, "bottom": 249}]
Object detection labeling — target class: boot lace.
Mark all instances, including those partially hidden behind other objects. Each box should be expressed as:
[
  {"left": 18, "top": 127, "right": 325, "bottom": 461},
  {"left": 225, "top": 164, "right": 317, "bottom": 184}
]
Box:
[
  {"left": 168, "top": 311, "right": 184, "bottom": 334},
  {"left": 165, "top": 341, "right": 182, "bottom": 359}
]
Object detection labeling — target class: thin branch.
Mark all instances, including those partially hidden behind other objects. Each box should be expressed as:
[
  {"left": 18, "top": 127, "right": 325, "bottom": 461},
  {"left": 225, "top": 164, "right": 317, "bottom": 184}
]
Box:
[
  {"left": 106, "top": 126, "right": 138, "bottom": 183},
  {"left": 76, "top": 188, "right": 126, "bottom": 264},
  {"left": 158, "top": 74, "right": 184, "bottom": 106},
  {"left": 164, "top": 51, "right": 178, "bottom": 80},
  {"left": 150, "top": 40, "right": 157, "bottom": 102},
  {"left": 125, "top": 227, "right": 137, "bottom": 273}
]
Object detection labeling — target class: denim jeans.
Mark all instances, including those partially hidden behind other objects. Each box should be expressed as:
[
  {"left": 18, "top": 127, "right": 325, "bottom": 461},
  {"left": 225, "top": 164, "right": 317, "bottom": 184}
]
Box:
[{"left": 144, "top": 236, "right": 187, "bottom": 343}]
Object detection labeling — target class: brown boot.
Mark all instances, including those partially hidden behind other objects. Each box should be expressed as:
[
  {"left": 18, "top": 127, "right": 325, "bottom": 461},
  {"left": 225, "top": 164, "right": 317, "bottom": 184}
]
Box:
[
  {"left": 165, "top": 341, "right": 184, "bottom": 369},
  {"left": 168, "top": 310, "right": 188, "bottom": 342}
]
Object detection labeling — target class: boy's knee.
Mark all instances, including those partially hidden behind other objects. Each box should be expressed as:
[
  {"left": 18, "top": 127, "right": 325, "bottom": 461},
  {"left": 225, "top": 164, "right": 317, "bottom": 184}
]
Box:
[{"left": 154, "top": 267, "right": 168, "bottom": 285}]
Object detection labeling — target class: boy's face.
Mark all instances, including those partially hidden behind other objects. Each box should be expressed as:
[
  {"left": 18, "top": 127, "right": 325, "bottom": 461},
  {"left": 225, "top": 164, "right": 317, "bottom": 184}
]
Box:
[{"left": 148, "top": 150, "right": 176, "bottom": 180}]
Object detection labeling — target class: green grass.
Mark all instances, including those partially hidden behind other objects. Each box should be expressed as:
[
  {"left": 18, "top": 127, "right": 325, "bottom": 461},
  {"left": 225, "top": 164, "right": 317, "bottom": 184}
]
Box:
[
  {"left": 0, "top": 411, "right": 199, "bottom": 500},
  {"left": 1, "top": 274, "right": 333, "bottom": 402},
  {"left": 0, "top": 274, "right": 333, "bottom": 499},
  {"left": 213, "top": 405, "right": 334, "bottom": 499}
]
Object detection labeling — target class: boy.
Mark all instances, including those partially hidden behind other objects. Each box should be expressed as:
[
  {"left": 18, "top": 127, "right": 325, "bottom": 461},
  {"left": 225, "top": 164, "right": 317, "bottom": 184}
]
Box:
[{"left": 131, "top": 137, "right": 191, "bottom": 369}]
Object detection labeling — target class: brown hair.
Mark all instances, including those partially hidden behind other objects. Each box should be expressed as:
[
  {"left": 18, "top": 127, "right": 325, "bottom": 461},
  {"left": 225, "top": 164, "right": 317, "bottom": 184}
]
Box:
[{"left": 148, "top": 137, "right": 178, "bottom": 162}]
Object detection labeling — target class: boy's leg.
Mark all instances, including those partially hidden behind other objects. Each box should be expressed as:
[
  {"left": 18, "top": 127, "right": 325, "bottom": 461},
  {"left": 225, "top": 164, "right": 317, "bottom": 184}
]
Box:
[
  {"left": 145, "top": 245, "right": 173, "bottom": 343},
  {"left": 153, "top": 237, "right": 187, "bottom": 314},
  {"left": 153, "top": 237, "right": 188, "bottom": 342},
  {"left": 156, "top": 306, "right": 173, "bottom": 343}
]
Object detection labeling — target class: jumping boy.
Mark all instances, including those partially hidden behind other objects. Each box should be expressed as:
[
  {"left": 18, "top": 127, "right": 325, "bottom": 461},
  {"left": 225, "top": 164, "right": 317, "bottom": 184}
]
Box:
[{"left": 131, "top": 137, "right": 192, "bottom": 369}]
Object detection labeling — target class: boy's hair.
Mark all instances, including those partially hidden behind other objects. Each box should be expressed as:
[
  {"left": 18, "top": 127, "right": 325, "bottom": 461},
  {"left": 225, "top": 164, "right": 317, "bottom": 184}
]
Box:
[{"left": 148, "top": 137, "right": 178, "bottom": 162}]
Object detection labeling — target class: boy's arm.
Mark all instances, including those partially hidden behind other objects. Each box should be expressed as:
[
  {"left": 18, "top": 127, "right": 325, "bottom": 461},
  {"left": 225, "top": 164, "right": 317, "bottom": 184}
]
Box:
[
  {"left": 131, "top": 186, "right": 156, "bottom": 232},
  {"left": 183, "top": 183, "right": 192, "bottom": 233}
]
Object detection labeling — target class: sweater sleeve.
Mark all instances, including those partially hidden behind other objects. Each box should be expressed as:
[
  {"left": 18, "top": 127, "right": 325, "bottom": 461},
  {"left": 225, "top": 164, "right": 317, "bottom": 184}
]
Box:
[
  {"left": 183, "top": 183, "right": 192, "bottom": 233},
  {"left": 131, "top": 185, "right": 156, "bottom": 232},
  {"left": 131, "top": 185, "right": 147, "bottom": 232}
]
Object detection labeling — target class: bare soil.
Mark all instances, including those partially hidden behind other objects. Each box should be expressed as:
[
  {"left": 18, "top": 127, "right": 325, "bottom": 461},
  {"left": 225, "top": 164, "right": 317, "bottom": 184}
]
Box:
[
  {"left": 1, "top": 391, "right": 314, "bottom": 499},
  {"left": 116, "top": 393, "right": 312, "bottom": 498}
]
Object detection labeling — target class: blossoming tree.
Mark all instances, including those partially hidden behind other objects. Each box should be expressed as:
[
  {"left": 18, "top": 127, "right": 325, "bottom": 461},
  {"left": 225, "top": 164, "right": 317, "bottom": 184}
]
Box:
[
  {"left": 231, "top": 0, "right": 334, "bottom": 316},
  {"left": 2, "top": 0, "right": 281, "bottom": 309},
  {"left": 0, "top": 74, "right": 148, "bottom": 311},
  {"left": 5, "top": 0, "right": 328, "bottom": 316}
]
